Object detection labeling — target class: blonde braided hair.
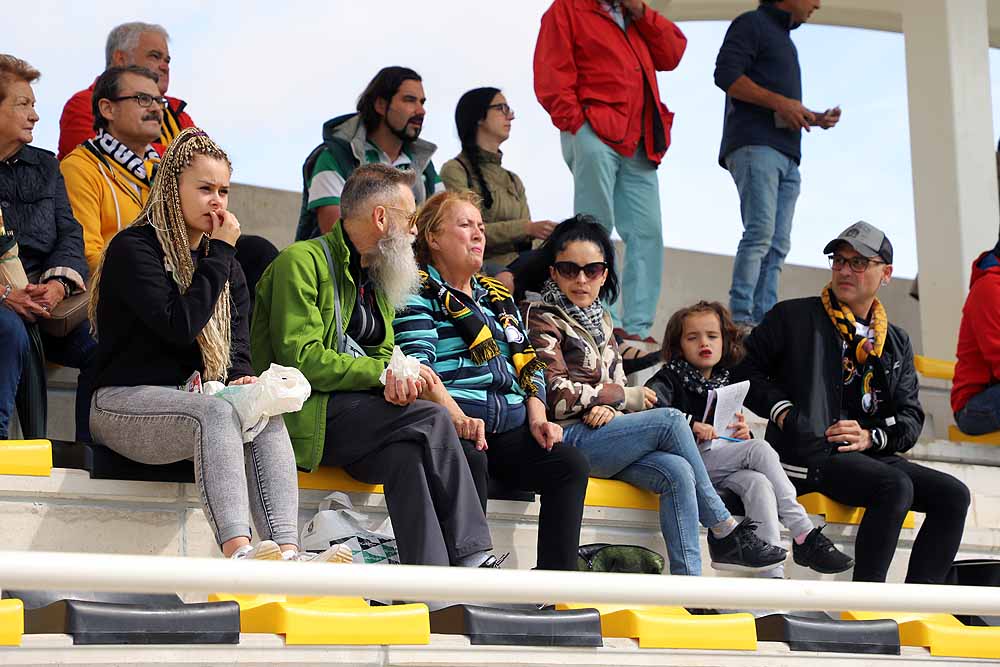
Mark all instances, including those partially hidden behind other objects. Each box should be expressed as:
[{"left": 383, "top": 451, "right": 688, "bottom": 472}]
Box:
[{"left": 89, "top": 127, "right": 235, "bottom": 381}]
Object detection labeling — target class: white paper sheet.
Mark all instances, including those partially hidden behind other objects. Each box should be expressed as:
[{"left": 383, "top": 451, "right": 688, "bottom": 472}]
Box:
[{"left": 702, "top": 380, "right": 750, "bottom": 446}]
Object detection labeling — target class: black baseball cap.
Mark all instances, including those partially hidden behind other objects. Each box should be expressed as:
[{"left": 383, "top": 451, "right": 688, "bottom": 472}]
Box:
[{"left": 823, "top": 221, "right": 893, "bottom": 264}]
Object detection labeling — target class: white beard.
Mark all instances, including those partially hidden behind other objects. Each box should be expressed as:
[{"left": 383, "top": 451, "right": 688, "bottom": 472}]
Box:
[{"left": 367, "top": 225, "right": 421, "bottom": 312}]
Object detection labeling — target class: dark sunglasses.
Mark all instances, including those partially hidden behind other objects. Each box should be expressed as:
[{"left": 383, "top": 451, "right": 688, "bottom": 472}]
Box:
[{"left": 553, "top": 261, "right": 608, "bottom": 280}]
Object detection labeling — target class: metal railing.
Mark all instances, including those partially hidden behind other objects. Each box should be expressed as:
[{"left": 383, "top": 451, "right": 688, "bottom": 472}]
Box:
[{"left": 0, "top": 551, "right": 998, "bottom": 616}]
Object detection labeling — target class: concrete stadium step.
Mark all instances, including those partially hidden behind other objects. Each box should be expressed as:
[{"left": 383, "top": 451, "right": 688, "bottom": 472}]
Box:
[
  {"left": 0, "top": 453, "right": 996, "bottom": 586},
  {"left": 0, "top": 633, "right": 991, "bottom": 665}
]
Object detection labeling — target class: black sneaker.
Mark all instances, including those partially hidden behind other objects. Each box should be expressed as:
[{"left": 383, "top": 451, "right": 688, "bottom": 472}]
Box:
[
  {"left": 708, "top": 519, "right": 787, "bottom": 573},
  {"left": 793, "top": 526, "right": 854, "bottom": 574},
  {"left": 479, "top": 552, "right": 509, "bottom": 568}
]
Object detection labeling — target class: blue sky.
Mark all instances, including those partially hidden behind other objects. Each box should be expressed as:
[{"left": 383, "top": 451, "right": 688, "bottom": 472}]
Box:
[{"left": 9, "top": 1, "right": 1000, "bottom": 277}]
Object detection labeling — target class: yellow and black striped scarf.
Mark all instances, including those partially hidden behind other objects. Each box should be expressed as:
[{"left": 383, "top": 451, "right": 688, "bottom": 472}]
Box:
[
  {"left": 419, "top": 269, "right": 544, "bottom": 395},
  {"left": 821, "top": 282, "right": 887, "bottom": 363}
]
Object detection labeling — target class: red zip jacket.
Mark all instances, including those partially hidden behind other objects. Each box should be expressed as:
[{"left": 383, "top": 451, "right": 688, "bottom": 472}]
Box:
[
  {"left": 533, "top": 0, "right": 687, "bottom": 164},
  {"left": 952, "top": 249, "right": 1000, "bottom": 414},
  {"left": 57, "top": 80, "right": 195, "bottom": 159}
]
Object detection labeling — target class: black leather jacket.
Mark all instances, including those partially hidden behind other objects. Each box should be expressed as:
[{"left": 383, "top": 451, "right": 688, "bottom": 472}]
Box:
[
  {"left": 734, "top": 297, "right": 924, "bottom": 488},
  {"left": 0, "top": 145, "right": 87, "bottom": 282}
]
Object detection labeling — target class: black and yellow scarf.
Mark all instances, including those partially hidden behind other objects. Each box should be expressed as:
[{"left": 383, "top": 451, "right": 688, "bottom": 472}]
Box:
[
  {"left": 821, "top": 282, "right": 887, "bottom": 364},
  {"left": 821, "top": 283, "right": 891, "bottom": 418},
  {"left": 419, "top": 268, "right": 544, "bottom": 395}
]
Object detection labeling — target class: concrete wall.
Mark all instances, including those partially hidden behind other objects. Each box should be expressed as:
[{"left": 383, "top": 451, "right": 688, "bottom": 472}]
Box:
[{"left": 229, "top": 182, "right": 923, "bottom": 353}]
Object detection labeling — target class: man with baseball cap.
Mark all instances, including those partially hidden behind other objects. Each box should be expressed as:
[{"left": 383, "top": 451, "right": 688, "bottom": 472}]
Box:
[{"left": 735, "top": 221, "right": 969, "bottom": 583}]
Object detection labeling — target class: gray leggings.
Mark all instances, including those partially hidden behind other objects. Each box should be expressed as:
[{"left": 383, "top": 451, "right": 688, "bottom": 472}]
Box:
[{"left": 90, "top": 385, "right": 300, "bottom": 548}]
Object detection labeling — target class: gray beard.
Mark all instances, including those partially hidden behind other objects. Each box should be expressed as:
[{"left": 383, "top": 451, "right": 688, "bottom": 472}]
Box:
[{"left": 366, "top": 228, "right": 421, "bottom": 312}]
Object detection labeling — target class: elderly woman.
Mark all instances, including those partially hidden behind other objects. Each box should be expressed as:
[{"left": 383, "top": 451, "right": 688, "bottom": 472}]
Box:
[
  {"left": 0, "top": 54, "right": 94, "bottom": 441},
  {"left": 88, "top": 127, "right": 327, "bottom": 562},
  {"left": 394, "top": 190, "right": 589, "bottom": 571}
]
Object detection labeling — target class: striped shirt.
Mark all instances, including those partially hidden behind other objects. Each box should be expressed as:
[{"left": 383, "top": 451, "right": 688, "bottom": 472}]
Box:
[
  {"left": 393, "top": 265, "right": 545, "bottom": 434},
  {"left": 307, "top": 141, "right": 445, "bottom": 210}
]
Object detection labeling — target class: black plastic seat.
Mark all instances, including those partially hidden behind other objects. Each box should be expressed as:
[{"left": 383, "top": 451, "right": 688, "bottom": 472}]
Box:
[
  {"left": 51, "top": 440, "right": 195, "bottom": 483},
  {"left": 755, "top": 612, "right": 900, "bottom": 654},
  {"left": 947, "top": 559, "right": 1000, "bottom": 626},
  {"left": 3, "top": 590, "right": 238, "bottom": 645},
  {"left": 430, "top": 604, "right": 603, "bottom": 646}
]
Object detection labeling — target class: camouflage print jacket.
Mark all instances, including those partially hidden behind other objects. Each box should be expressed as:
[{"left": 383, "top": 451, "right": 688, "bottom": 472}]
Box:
[{"left": 525, "top": 300, "right": 646, "bottom": 425}]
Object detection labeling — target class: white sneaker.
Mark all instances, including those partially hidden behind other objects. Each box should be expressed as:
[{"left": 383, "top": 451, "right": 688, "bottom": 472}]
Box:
[
  {"left": 231, "top": 540, "right": 282, "bottom": 560},
  {"left": 287, "top": 543, "right": 354, "bottom": 563}
]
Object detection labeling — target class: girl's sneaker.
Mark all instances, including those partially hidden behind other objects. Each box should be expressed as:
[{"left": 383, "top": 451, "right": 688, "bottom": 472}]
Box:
[
  {"left": 230, "top": 540, "right": 283, "bottom": 560},
  {"left": 286, "top": 543, "right": 354, "bottom": 563}
]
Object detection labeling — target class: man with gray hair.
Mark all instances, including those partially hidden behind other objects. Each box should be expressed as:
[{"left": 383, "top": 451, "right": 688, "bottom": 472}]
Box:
[
  {"left": 58, "top": 21, "right": 194, "bottom": 159},
  {"left": 252, "top": 163, "right": 501, "bottom": 569}
]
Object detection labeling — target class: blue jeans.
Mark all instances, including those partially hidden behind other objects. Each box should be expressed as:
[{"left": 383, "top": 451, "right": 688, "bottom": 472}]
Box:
[
  {"left": 561, "top": 122, "right": 662, "bottom": 337},
  {"left": 563, "top": 408, "right": 733, "bottom": 576},
  {"left": 956, "top": 383, "right": 1000, "bottom": 435},
  {"left": 0, "top": 307, "right": 31, "bottom": 438},
  {"left": 726, "top": 145, "right": 801, "bottom": 325}
]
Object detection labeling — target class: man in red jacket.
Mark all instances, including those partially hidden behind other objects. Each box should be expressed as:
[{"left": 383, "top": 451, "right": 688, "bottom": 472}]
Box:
[
  {"left": 534, "top": 0, "right": 686, "bottom": 342},
  {"left": 57, "top": 22, "right": 194, "bottom": 159},
  {"left": 952, "top": 239, "right": 1000, "bottom": 435}
]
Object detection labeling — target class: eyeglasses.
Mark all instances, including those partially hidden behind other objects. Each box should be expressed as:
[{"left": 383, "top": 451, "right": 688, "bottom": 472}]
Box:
[
  {"left": 828, "top": 254, "right": 886, "bottom": 273},
  {"left": 385, "top": 205, "right": 418, "bottom": 228},
  {"left": 487, "top": 103, "right": 514, "bottom": 117},
  {"left": 553, "top": 261, "right": 608, "bottom": 280},
  {"left": 107, "top": 93, "right": 168, "bottom": 108}
]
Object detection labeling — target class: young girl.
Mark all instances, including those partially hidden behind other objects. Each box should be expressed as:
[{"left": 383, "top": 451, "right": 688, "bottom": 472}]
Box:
[{"left": 646, "top": 301, "right": 854, "bottom": 577}]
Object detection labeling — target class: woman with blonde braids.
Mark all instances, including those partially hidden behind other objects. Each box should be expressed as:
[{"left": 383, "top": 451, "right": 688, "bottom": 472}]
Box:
[{"left": 88, "top": 127, "right": 317, "bottom": 561}]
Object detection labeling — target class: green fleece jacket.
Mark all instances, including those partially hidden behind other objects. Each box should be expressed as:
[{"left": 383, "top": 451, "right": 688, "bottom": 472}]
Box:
[{"left": 250, "top": 222, "right": 394, "bottom": 471}]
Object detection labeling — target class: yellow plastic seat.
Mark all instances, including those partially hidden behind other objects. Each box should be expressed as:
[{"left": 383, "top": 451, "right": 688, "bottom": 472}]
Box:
[
  {"left": 948, "top": 425, "right": 1000, "bottom": 446},
  {"left": 584, "top": 478, "right": 658, "bottom": 511},
  {"left": 0, "top": 440, "right": 52, "bottom": 477},
  {"left": 798, "top": 492, "right": 915, "bottom": 529},
  {"left": 913, "top": 355, "right": 955, "bottom": 381},
  {"left": 0, "top": 599, "right": 22, "bottom": 646},
  {"left": 209, "top": 593, "right": 428, "bottom": 645},
  {"left": 843, "top": 610, "right": 1000, "bottom": 659},
  {"left": 298, "top": 467, "right": 383, "bottom": 494},
  {"left": 557, "top": 602, "right": 756, "bottom": 650}
]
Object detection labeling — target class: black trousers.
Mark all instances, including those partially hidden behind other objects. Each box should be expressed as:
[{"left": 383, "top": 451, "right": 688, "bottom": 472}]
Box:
[
  {"left": 817, "top": 452, "right": 970, "bottom": 583},
  {"left": 463, "top": 421, "right": 590, "bottom": 571},
  {"left": 322, "top": 393, "right": 493, "bottom": 567}
]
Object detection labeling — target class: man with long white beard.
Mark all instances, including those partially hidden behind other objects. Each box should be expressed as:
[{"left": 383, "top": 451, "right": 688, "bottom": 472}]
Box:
[{"left": 252, "top": 164, "right": 500, "bottom": 568}]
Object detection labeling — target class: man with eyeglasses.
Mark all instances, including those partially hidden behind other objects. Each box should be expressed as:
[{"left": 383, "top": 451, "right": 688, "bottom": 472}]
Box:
[
  {"left": 297, "top": 66, "right": 446, "bottom": 241},
  {"left": 60, "top": 66, "right": 163, "bottom": 273},
  {"left": 533, "top": 0, "right": 687, "bottom": 343},
  {"left": 58, "top": 22, "right": 194, "bottom": 160},
  {"left": 735, "top": 221, "right": 970, "bottom": 584},
  {"left": 254, "top": 164, "right": 501, "bottom": 571}
]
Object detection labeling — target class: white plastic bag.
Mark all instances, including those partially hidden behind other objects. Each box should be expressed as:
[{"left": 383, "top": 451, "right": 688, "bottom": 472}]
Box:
[
  {"left": 204, "top": 364, "right": 312, "bottom": 442},
  {"left": 379, "top": 346, "right": 422, "bottom": 385},
  {"left": 300, "top": 492, "right": 399, "bottom": 564}
]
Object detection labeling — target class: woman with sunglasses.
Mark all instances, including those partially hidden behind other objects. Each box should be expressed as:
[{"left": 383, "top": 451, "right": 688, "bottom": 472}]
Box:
[
  {"left": 440, "top": 88, "right": 556, "bottom": 290},
  {"left": 394, "top": 191, "right": 589, "bottom": 572},
  {"left": 523, "top": 216, "right": 785, "bottom": 576}
]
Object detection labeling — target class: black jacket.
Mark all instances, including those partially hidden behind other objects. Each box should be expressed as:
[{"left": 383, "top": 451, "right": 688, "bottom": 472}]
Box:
[
  {"left": 733, "top": 297, "right": 924, "bottom": 488},
  {"left": 645, "top": 364, "right": 708, "bottom": 427},
  {"left": 92, "top": 224, "right": 253, "bottom": 389},
  {"left": 0, "top": 145, "right": 87, "bottom": 282}
]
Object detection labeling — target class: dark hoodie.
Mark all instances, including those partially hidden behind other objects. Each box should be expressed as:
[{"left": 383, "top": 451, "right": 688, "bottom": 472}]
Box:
[{"left": 952, "top": 243, "right": 1000, "bottom": 414}]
